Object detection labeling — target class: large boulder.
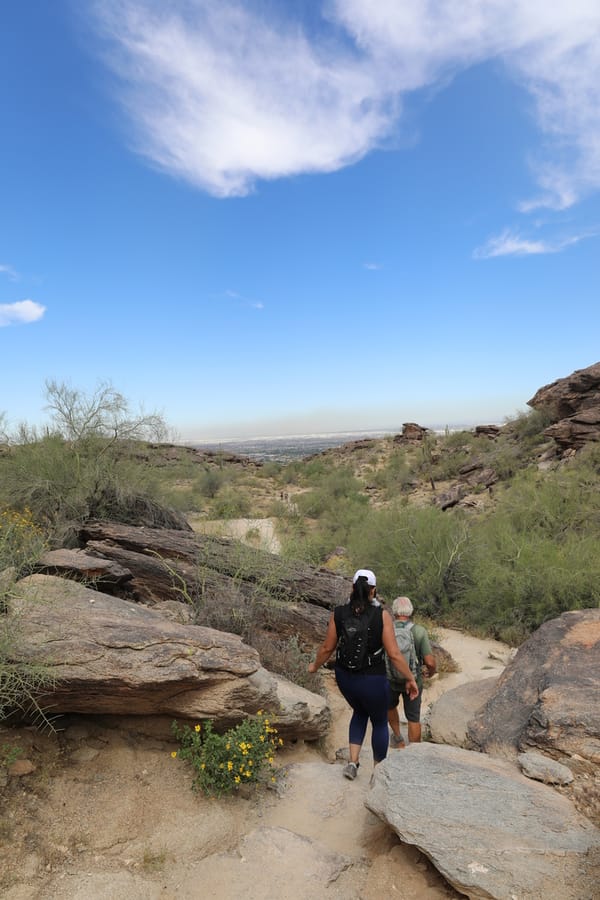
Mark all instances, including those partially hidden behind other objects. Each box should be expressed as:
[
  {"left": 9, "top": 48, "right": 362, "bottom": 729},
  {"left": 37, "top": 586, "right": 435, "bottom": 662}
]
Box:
[
  {"left": 467, "top": 608, "right": 600, "bottom": 765},
  {"left": 8, "top": 575, "right": 330, "bottom": 741},
  {"left": 367, "top": 743, "right": 600, "bottom": 900}
]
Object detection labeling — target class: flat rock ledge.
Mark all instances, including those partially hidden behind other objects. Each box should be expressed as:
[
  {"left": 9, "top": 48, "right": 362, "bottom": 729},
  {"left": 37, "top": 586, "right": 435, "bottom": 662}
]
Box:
[
  {"left": 366, "top": 743, "right": 600, "bottom": 900},
  {"left": 9, "top": 574, "right": 330, "bottom": 741}
]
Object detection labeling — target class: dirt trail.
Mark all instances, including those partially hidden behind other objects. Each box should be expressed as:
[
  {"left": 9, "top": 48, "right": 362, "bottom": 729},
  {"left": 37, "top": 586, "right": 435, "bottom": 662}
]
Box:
[{"left": 0, "top": 629, "right": 512, "bottom": 899}]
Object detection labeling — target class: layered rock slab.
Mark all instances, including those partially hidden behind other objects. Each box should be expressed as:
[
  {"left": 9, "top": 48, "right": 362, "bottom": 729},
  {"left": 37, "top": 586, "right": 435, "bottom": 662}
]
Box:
[
  {"left": 9, "top": 574, "right": 329, "bottom": 740},
  {"left": 367, "top": 743, "right": 600, "bottom": 900}
]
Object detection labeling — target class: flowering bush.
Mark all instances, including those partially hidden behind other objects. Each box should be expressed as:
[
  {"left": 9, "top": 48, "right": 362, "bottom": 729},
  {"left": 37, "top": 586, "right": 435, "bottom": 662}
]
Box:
[
  {"left": 0, "top": 507, "right": 46, "bottom": 574},
  {"left": 171, "top": 712, "right": 283, "bottom": 796}
]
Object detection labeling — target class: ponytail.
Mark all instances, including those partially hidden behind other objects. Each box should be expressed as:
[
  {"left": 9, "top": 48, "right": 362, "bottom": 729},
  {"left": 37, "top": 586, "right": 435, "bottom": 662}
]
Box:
[{"left": 350, "top": 576, "right": 371, "bottom": 615}]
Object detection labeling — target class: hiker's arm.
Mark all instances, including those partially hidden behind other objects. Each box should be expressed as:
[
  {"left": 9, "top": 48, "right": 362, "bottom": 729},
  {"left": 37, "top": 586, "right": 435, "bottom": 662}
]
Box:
[
  {"left": 382, "top": 611, "right": 419, "bottom": 699},
  {"left": 308, "top": 614, "right": 337, "bottom": 672},
  {"left": 422, "top": 652, "right": 436, "bottom": 677}
]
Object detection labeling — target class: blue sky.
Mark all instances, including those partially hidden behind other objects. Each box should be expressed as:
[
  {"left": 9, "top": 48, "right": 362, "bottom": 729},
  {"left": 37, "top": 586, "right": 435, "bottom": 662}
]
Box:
[{"left": 1, "top": 1, "right": 599, "bottom": 441}]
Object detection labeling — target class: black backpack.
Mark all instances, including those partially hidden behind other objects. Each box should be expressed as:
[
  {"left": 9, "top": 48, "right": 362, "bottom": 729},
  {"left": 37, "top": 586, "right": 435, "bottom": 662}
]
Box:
[{"left": 336, "top": 605, "right": 383, "bottom": 671}]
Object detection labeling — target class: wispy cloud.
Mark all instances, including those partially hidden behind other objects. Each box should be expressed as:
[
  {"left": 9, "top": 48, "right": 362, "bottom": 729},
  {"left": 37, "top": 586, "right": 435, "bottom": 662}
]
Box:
[
  {"left": 363, "top": 262, "right": 382, "bottom": 271},
  {"left": 473, "top": 228, "right": 594, "bottom": 259},
  {"left": 0, "top": 300, "right": 46, "bottom": 327},
  {"left": 92, "top": 1, "right": 600, "bottom": 209},
  {"left": 0, "top": 263, "right": 19, "bottom": 281},
  {"left": 224, "top": 289, "right": 264, "bottom": 310}
]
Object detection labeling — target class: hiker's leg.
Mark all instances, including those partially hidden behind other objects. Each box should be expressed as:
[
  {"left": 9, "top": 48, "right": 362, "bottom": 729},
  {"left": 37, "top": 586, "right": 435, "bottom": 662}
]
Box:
[
  {"left": 335, "top": 667, "right": 369, "bottom": 762},
  {"left": 404, "top": 692, "right": 422, "bottom": 743},
  {"left": 407, "top": 721, "right": 422, "bottom": 742},
  {"left": 387, "top": 684, "right": 405, "bottom": 746},
  {"left": 388, "top": 706, "right": 405, "bottom": 747},
  {"left": 367, "top": 675, "right": 390, "bottom": 763}
]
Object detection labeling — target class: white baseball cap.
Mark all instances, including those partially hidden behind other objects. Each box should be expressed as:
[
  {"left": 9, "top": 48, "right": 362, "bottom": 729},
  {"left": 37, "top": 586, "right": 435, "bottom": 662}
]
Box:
[{"left": 352, "top": 568, "right": 376, "bottom": 587}]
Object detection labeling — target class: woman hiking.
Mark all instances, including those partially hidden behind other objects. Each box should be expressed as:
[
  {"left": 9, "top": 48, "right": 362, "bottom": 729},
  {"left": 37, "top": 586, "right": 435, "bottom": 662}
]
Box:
[{"left": 308, "top": 569, "right": 418, "bottom": 779}]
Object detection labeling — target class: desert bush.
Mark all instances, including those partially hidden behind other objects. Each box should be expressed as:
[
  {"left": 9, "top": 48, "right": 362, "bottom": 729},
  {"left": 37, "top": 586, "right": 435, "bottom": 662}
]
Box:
[
  {"left": 1, "top": 596, "right": 56, "bottom": 727},
  {"left": 171, "top": 712, "right": 282, "bottom": 796},
  {"left": 250, "top": 633, "right": 324, "bottom": 694},
  {"left": 0, "top": 508, "right": 55, "bottom": 724},
  {"left": 210, "top": 486, "right": 252, "bottom": 519},
  {"left": 506, "top": 407, "right": 555, "bottom": 443},
  {"left": 196, "top": 468, "right": 225, "bottom": 499},
  {"left": 0, "top": 508, "right": 47, "bottom": 576},
  {"left": 372, "top": 449, "right": 415, "bottom": 496},
  {"left": 345, "top": 503, "right": 470, "bottom": 617},
  {"left": 0, "top": 382, "right": 173, "bottom": 544}
]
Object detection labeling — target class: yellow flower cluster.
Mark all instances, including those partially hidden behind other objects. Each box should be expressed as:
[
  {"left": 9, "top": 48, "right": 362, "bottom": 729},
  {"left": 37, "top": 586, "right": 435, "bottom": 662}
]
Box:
[
  {"left": 0, "top": 508, "right": 39, "bottom": 532},
  {"left": 171, "top": 712, "right": 283, "bottom": 797}
]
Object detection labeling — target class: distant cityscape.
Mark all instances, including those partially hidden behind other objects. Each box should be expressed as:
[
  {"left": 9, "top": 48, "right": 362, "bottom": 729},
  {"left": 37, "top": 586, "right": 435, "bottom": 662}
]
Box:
[{"left": 192, "top": 425, "right": 480, "bottom": 463}]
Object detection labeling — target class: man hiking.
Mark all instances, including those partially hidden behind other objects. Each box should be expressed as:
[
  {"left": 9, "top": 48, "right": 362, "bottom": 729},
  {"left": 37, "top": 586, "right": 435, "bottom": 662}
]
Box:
[{"left": 387, "top": 596, "right": 436, "bottom": 747}]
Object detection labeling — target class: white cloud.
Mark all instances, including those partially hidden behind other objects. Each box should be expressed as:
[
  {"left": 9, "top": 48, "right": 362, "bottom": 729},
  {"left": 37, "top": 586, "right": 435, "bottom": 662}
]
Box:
[
  {"left": 363, "top": 262, "right": 382, "bottom": 270},
  {"left": 92, "top": 1, "right": 600, "bottom": 207},
  {"left": 0, "top": 300, "right": 46, "bottom": 327},
  {"left": 93, "top": 1, "right": 392, "bottom": 197},
  {"left": 0, "top": 263, "right": 19, "bottom": 281},
  {"left": 473, "top": 228, "right": 592, "bottom": 258}
]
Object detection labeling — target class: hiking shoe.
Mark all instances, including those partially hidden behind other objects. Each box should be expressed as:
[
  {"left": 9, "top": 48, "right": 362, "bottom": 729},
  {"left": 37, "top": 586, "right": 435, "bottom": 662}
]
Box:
[
  {"left": 343, "top": 762, "right": 359, "bottom": 780},
  {"left": 390, "top": 732, "right": 406, "bottom": 749}
]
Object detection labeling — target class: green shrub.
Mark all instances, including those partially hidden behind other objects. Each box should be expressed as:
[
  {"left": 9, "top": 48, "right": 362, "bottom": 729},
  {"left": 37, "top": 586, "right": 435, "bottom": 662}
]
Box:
[
  {"left": 0, "top": 508, "right": 47, "bottom": 575},
  {"left": 171, "top": 713, "right": 282, "bottom": 795},
  {"left": 210, "top": 487, "right": 251, "bottom": 519}
]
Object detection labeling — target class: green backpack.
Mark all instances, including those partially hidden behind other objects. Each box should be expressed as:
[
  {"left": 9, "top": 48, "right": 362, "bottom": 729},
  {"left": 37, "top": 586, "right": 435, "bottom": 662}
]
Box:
[{"left": 385, "top": 620, "right": 418, "bottom": 684}]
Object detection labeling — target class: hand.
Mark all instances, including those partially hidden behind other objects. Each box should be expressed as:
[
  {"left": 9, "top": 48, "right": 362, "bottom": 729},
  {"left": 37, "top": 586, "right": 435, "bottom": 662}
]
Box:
[
  {"left": 308, "top": 662, "right": 318, "bottom": 674},
  {"left": 405, "top": 678, "right": 419, "bottom": 700}
]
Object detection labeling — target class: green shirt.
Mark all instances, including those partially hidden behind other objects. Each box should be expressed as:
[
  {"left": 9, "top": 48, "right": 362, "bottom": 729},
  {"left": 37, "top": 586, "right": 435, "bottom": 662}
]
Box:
[{"left": 411, "top": 622, "right": 433, "bottom": 689}]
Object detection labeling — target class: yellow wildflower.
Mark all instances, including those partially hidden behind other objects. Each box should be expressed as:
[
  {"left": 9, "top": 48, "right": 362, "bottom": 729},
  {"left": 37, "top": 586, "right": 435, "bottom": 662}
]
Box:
[
  {"left": 227, "top": 761, "right": 233, "bottom": 771},
  {"left": 194, "top": 724, "right": 201, "bottom": 732},
  {"left": 170, "top": 751, "right": 177, "bottom": 758}
]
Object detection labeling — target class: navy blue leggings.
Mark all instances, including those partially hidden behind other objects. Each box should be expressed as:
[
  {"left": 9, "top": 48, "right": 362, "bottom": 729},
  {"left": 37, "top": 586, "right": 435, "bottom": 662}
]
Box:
[{"left": 335, "top": 667, "right": 390, "bottom": 763}]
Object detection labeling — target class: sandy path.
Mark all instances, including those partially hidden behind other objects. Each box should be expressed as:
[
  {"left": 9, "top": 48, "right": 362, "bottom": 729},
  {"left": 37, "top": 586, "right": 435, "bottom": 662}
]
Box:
[
  {"left": 0, "top": 628, "right": 512, "bottom": 899},
  {"left": 189, "top": 517, "right": 281, "bottom": 554}
]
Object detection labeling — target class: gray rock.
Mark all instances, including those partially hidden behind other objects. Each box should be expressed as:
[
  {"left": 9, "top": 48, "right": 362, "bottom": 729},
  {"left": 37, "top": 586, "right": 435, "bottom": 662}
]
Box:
[
  {"left": 367, "top": 743, "right": 600, "bottom": 900},
  {"left": 467, "top": 608, "right": 600, "bottom": 765},
  {"left": 518, "top": 751, "right": 574, "bottom": 784},
  {"left": 428, "top": 677, "right": 499, "bottom": 747},
  {"left": 9, "top": 575, "right": 330, "bottom": 741}
]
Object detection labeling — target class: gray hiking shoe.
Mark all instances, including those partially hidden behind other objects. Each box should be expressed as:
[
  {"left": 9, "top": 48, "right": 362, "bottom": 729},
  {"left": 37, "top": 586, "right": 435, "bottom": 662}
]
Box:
[
  {"left": 343, "top": 762, "right": 359, "bottom": 780},
  {"left": 390, "top": 732, "right": 406, "bottom": 749}
]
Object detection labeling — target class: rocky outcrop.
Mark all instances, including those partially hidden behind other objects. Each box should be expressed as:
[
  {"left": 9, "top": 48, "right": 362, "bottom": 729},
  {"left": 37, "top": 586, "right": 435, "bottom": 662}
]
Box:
[
  {"left": 397, "top": 422, "right": 428, "bottom": 441},
  {"left": 528, "top": 361, "right": 600, "bottom": 451},
  {"left": 78, "top": 520, "right": 348, "bottom": 610},
  {"left": 367, "top": 743, "right": 600, "bottom": 900},
  {"left": 467, "top": 608, "right": 600, "bottom": 765},
  {"left": 8, "top": 574, "right": 330, "bottom": 740},
  {"left": 31, "top": 522, "right": 337, "bottom": 650},
  {"left": 34, "top": 548, "right": 133, "bottom": 594}
]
